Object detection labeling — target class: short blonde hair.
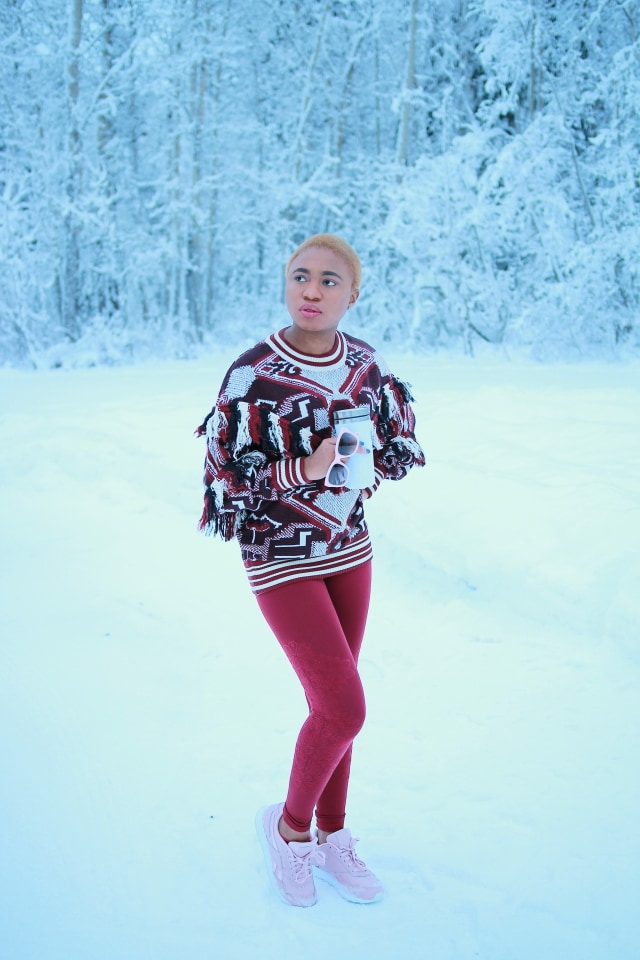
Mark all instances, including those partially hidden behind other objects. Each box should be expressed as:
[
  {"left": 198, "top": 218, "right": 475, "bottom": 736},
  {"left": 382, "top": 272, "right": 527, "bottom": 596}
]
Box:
[{"left": 286, "top": 234, "right": 362, "bottom": 290}]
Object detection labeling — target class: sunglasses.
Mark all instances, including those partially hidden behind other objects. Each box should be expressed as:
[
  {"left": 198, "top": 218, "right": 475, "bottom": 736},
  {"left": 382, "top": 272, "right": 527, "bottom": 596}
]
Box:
[{"left": 325, "top": 428, "right": 363, "bottom": 487}]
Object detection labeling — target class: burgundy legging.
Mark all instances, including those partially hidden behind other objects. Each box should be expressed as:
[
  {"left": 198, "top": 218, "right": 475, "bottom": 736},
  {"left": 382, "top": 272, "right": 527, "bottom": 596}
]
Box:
[{"left": 256, "top": 561, "right": 372, "bottom": 835}]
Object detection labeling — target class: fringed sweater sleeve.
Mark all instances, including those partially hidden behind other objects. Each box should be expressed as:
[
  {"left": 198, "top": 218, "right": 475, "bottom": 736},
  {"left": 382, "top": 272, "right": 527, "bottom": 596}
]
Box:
[
  {"left": 367, "top": 375, "right": 425, "bottom": 496},
  {"left": 195, "top": 396, "right": 313, "bottom": 540}
]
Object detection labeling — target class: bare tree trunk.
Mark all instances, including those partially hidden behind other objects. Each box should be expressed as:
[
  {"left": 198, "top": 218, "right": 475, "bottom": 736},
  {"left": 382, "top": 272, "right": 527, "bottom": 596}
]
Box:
[
  {"left": 198, "top": 0, "right": 232, "bottom": 335},
  {"left": 335, "top": 14, "right": 372, "bottom": 179},
  {"left": 396, "top": 0, "right": 418, "bottom": 166},
  {"left": 374, "top": 33, "right": 382, "bottom": 158},
  {"left": 63, "top": 0, "right": 83, "bottom": 341},
  {"left": 96, "top": 0, "right": 122, "bottom": 323},
  {"left": 529, "top": 0, "right": 538, "bottom": 120},
  {"left": 291, "top": 2, "right": 330, "bottom": 179},
  {"left": 186, "top": 0, "right": 207, "bottom": 342}
]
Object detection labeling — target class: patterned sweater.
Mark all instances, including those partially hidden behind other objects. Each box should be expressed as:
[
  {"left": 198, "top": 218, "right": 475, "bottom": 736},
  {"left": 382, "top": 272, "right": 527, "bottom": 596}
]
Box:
[{"left": 197, "top": 328, "right": 425, "bottom": 593}]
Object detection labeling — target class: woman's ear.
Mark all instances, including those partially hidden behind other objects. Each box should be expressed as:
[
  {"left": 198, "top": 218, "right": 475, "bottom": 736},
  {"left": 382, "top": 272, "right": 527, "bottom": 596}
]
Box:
[{"left": 348, "top": 288, "right": 360, "bottom": 308}]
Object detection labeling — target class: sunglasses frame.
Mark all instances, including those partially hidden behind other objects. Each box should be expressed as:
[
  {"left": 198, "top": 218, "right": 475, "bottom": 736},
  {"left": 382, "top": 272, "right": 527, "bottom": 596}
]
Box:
[{"left": 324, "top": 428, "right": 361, "bottom": 487}]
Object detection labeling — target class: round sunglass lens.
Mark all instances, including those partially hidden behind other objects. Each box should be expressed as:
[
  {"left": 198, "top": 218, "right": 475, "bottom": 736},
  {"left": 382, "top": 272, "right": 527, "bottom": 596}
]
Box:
[
  {"left": 337, "top": 434, "right": 359, "bottom": 456},
  {"left": 328, "top": 463, "right": 349, "bottom": 485}
]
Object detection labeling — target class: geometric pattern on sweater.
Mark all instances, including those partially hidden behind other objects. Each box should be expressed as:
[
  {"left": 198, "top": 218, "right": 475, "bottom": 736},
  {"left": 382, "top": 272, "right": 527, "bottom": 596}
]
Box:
[{"left": 196, "top": 328, "right": 425, "bottom": 588}]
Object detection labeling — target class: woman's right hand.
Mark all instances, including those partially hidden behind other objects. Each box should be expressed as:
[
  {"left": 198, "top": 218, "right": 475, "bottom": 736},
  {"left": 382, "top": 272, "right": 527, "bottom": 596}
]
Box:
[{"left": 303, "top": 437, "right": 340, "bottom": 482}]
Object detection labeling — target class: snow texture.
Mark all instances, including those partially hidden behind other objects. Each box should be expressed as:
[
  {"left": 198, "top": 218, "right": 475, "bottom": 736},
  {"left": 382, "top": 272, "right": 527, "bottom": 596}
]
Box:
[{"left": 1, "top": 352, "right": 639, "bottom": 960}]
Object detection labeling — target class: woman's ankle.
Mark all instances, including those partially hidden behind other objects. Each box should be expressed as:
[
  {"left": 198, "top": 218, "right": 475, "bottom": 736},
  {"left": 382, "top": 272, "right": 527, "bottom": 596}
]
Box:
[{"left": 278, "top": 815, "right": 311, "bottom": 844}]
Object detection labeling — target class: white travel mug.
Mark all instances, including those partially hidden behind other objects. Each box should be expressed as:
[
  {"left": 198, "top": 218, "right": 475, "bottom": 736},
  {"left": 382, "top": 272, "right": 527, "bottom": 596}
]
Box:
[{"left": 332, "top": 406, "right": 375, "bottom": 490}]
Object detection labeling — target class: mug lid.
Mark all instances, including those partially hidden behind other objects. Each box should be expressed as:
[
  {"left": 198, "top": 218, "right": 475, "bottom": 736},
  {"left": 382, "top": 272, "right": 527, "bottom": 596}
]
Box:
[{"left": 333, "top": 405, "right": 370, "bottom": 421}]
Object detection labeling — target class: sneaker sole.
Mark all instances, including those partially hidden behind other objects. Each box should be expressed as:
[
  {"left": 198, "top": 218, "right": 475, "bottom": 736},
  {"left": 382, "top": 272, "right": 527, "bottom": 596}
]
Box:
[
  {"left": 255, "top": 806, "right": 317, "bottom": 908},
  {"left": 313, "top": 865, "right": 384, "bottom": 904}
]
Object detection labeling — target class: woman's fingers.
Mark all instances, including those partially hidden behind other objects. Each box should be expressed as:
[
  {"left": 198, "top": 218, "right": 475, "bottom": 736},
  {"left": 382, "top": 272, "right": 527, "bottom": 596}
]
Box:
[{"left": 304, "top": 437, "right": 340, "bottom": 481}]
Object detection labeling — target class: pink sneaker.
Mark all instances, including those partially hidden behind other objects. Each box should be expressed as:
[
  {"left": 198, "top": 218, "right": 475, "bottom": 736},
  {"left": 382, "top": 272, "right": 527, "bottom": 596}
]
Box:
[
  {"left": 255, "top": 803, "right": 318, "bottom": 907},
  {"left": 312, "top": 828, "right": 384, "bottom": 903}
]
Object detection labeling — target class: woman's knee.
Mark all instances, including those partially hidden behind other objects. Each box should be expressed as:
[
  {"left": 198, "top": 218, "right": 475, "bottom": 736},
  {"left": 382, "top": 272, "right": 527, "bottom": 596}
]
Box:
[
  {"left": 318, "top": 675, "right": 366, "bottom": 738},
  {"left": 345, "top": 697, "right": 366, "bottom": 738}
]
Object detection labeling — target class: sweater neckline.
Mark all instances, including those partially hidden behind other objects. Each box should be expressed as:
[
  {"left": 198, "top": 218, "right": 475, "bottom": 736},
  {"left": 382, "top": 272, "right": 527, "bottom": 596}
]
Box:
[{"left": 268, "top": 328, "right": 348, "bottom": 369}]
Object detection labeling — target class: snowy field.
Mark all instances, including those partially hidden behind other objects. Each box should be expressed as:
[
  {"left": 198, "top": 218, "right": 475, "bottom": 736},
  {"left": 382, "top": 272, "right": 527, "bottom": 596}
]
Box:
[{"left": 1, "top": 349, "right": 639, "bottom": 960}]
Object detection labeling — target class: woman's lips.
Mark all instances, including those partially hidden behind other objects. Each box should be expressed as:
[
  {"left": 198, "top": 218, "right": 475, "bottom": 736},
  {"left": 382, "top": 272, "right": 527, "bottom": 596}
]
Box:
[{"left": 300, "top": 305, "right": 322, "bottom": 317}]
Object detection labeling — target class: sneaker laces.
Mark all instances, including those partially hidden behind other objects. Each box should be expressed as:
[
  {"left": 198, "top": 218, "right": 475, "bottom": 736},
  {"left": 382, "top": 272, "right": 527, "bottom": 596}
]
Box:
[
  {"left": 289, "top": 846, "right": 314, "bottom": 884},
  {"left": 336, "top": 837, "right": 368, "bottom": 873}
]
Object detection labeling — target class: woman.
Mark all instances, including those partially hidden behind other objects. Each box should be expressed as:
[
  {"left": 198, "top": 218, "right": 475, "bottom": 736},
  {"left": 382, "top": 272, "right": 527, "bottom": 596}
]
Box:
[{"left": 197, "top": 234, "right": 424, "bottom": 906}]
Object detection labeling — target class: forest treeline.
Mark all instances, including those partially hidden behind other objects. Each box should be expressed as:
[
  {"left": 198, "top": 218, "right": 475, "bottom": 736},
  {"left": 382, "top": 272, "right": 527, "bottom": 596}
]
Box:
[{"left": 1, "top": 0, "right": 638, "bottom": 365}]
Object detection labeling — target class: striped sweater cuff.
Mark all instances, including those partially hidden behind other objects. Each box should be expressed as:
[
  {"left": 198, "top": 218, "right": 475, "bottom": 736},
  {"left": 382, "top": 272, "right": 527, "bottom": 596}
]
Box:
[{"left": 272, "top": 457, "right": 309, "bottom": 490}]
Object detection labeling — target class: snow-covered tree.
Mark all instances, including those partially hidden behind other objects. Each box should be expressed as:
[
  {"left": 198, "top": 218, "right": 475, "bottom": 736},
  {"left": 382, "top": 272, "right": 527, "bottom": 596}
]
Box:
[{"left": 0, "top": 0, "right": 637, "bottom": 366}]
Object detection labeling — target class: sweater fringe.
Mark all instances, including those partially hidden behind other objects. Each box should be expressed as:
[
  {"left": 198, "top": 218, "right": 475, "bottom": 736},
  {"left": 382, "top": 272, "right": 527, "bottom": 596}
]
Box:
[{"left": 198, "top": 490, "right": 241, "bottom": 541}]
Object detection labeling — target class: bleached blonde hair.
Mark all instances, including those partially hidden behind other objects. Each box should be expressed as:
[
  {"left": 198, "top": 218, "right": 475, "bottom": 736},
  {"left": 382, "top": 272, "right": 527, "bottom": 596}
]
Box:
[{"left": 285, "top": 234, "right": 362, "bottom": 290}]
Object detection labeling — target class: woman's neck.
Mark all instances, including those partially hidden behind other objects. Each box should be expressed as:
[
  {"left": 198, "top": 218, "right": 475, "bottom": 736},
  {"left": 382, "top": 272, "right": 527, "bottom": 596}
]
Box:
[{"left": 283, "top": 325, "right": 338, "bottom": 356}]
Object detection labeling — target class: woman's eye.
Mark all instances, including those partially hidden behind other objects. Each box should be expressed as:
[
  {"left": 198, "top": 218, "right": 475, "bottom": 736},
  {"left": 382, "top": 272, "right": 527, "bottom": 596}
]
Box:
[
  {"left": 293, "top": 274, "right": 307, "bottom": 282},
  {"left": 323, "top": 279, "right": 336, "bottom": 286}
]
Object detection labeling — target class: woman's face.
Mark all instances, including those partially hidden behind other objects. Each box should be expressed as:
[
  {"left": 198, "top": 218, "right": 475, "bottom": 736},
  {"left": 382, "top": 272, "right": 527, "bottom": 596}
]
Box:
[{"left": 285, "top": 246, "right": 359, "bottom": 338}]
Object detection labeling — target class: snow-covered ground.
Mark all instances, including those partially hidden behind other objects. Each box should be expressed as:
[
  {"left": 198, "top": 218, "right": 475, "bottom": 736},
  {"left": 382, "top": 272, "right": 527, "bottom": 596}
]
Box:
[{"left": 1, "top": 350, "right": 639, "bottom": 960}]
